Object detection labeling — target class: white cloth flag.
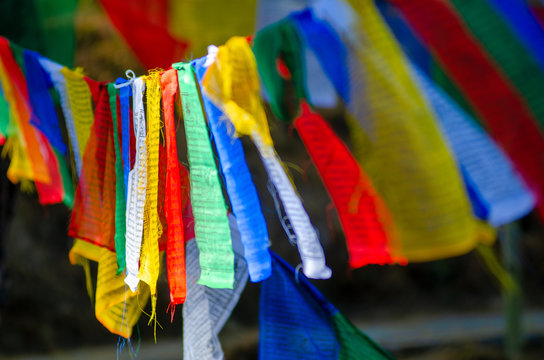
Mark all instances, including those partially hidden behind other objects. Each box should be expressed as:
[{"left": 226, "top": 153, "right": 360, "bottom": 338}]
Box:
[
  {"left": 183, "top": 215, "right": 249, "bottom": 360},
  {"left": 252, "top": 131, "right": 331, "bottom": 280},
  {"left": 124, "top": 78, "right": 147, "bottom": 292}
]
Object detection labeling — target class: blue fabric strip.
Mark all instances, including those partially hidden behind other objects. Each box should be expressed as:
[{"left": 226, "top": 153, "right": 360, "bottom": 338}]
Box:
[
  {"left": 192, "top": 56, "right": 272, "bottom": 282},
  {"left": 259, "top": 252, "right": 339, "bottom": 360},
  {"left": 115, "top": 77, "right": 131, "bottom": 200},
  {"left": 412, "top": 65, "right": 535, "bottom": 226},
  {"left": 23, "top": 49, "right": 67, "bottom": 155},
  {"left": 376, "top": 0, "right": 432, "bottom": 74},
  {"left": 485, "top": 0, "right": 544, "bottom": 70},
  {"left": 290, "top": 9, "right": 350, "bottom": 103}
]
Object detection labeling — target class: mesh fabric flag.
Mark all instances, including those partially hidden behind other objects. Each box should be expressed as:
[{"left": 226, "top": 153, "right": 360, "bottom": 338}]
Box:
[
  {"left": 202, "top": 36, "right": 331, "bottom": 279},
  {"left": 69, "top": 239, "right": 150, "bottom": 338},
  {"left": 294, "top": 102, "right": 401, "bottom": 267},
  {"left": 301, "top": 0, "right": 489, "bottom": 261},
  {"left": 169, "top": 0, "right": 257, "bottom": 58},
  {"left": 256, "top": 0, "right": 340, "bottom": 108},
  {"left": 22, "top": 49, "right": 66, "bottom": 155},
  {"left": 38, "top": 57, "right": 83, "bottom": 175},
  {"left": 486, "top": 0, "right": 544, "bottom": 70},
  {"left": 390, "top": 0, "right": 544, "bottom": 218},
  {"left": 183, "top": 215, "right": 249, "bottom": 360},
  {"left": 22, "top": 49, "right": 74, "bottom": 207},
  {"left": 0, "top": 37, "right": 51, "bottom": 186},
  {"left": 175, "top": 62, "right": 234, "bottom": 289},
  {"left": 289, "top": 9, "right": 350, "bottom": 103},
  {"left": 124, "top": 77, "right": 146, "bottom": 292},
  {"left": 193, "top": 53, "right": 272, "bottom": 282},
  {"left": 8, "top": 42, "right": 64, "bottom": 205},
  {"left": 61, "top": 67, "right": 95, "bottom": 174},
  {"left": 375, "top": 1, "right": 480, "bottom": 123},
  {"left": 253, "top": 18, "right": 402, "bottom": 266},
  {"left": 68, "top": 83, "right": 116, "bottom": 249},
  {"left": 160, "top": 69, "right": 186, "bottom": 305},
  {"left": 0, "top": 0, "right": 77, "bottom": 67},
  {"left": 138, "top": 71, "right": 162, "bottom": 324},
  {"left": 449, "top": 0, "right": 544, "bottom": 131},
  {"left": 260, "top": 251, "right": 395, "bottom": 360},
  {"left": 411, "top": 65, "right": 535, "bottom": 226},
  {"left": 98, "top": 0, "right": 188, "bottom": 69},
  {"left": 107, "top": 83, "right": 126, "bottom": 272}
]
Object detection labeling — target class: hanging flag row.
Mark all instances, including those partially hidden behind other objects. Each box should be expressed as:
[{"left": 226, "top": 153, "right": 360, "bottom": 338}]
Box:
[{"left": 0, "top": 0, "right": 542, "bottom": 357}]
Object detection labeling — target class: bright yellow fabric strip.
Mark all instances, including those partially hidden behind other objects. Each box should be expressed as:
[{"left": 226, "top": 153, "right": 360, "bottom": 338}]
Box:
[
  {"left": 203, "top": 38, "right": 332, "bottom": 279},
  {"left": 95, "top": 247, "right": 149, "bottom": 338},
  {"left": 60, "top": 67, "right": 94, "bottom": 157},
  {"left": 5, "top": 135, "right": 34, "bottom": 184},
  {"left": 138, "top": 71, "right": 163, "bottom": 324},
  {"left": 203, "top": 37, "right": 274, "bottom": 147},
  {"left": 0, "top": 58, "right": 35, "bottom": 183},
  {"left": 344, "top": 0, "right": 487, "bottom": 261},
  {"left": 69, "top": 239, "right": 149, "bottom": 339}
]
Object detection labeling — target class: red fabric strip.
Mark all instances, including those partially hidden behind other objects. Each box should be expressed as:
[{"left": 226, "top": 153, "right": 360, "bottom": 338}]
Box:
[
  {"left": 34, "top": 135, "right": 64, "bottom": 205},
  {"left": 98, "top": 0, "right": 189, "bottom": 69},
  {"left": 530, "top": 6, "right": 544, "bottom": 28},
  {"left": 84, "top": 76, "right": 101, "bottom": 105},
  {"left": 0, "top": 39, "right": 63, "bottom": 204},
  {"left": 391, "top": 0, "right": 544, "bottom": 218},
  {"left": 294, "top": 102, "right": 402, "bottom": 267},
  {"left": 0, "top": 37, "right": 54, "bottom": 191},
  {"left": 161, "top": 69, "right": 186, "bottom": 306},
  {"left": 69, "top": 84, "right": 116, "bottom": 250}
]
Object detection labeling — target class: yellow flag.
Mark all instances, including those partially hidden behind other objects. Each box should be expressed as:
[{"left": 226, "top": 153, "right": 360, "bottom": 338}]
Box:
[
  {"left": 343, "top": 0, "right": 490, "bottom": 261},
  {"left": 69, "top": 240, "right": 149, "bottom": 338},
  {"left": 61, "top": 68, "right": 94, "bottom": 157},
  {"left": 169, "top": 0, "right": 257, "bottom": 58}
]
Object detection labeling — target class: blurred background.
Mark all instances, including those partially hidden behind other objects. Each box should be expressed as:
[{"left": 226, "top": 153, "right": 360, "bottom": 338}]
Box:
[{"left": 0, "top": 0, "right": 543, "bottom": 359}]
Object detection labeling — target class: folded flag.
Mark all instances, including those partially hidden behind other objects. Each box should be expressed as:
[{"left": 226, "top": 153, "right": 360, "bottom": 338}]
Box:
[
  {"left": 297, "top": 0, "right": 489, "bottom": 261},
  {"left": 256, "top": 0, "right": 339, "bottom": 108},
  {"left": 175, "top": 61, "right": 234, "bottom": 289},
  {"left": 38, "top": 57, "right": 83, "bottom": 175},
  {"left": 486, "top": 0, "right": 544, "bottom": 70},
  {"left": 69, "top": 239, "right": 149, "bottom": 339},
  {"left": 255, "top": 11, "right": 406, "bottom": 267},
  {"left": 193, "top": 53, "right": 272, "bottom": 283},
  {"left": 411, "top": 65, "right": 535, "bottom": 226},
  {"left": 124, "top": 77, "right": 147, "bottom": 292},
  {"left": 22, "top": 49, "right": 67, "bottom": 155},
  {"left": 203, "top": 37, "right": 331, "bottom": 280},
  {"left": 390, "top": 0, "right": 544, "bottom": 219},
  {"left": 260, "top": 251, "right": 395, "bottom": 360},
  {"left": 183, "top": 214, "right": 249, "bottom": 360},
  {"left": 160, "top": 69, "right": 186, "bottom": 306}
]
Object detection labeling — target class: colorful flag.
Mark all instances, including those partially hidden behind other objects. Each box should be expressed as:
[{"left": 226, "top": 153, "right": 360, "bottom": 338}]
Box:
[{"left": 260, "top": 252, "right": 395, "bottom": 360}]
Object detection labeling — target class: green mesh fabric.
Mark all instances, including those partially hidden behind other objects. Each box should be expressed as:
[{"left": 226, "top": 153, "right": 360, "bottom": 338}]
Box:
[
  {"left": 55, "top": 148, "right": 74, "bottom": 208},
  {"left": 450, "top": 0, "right": 544, "bottom": 130},
  {"left": 253, "top": 19, "right": 307, "bottom": 122},
  {"left": 0, "top": 0, "right": 77, "bottom": 67},
  {"left": 0, "top": 85, "right": 9, "bottom": 137},
  {"left": 175, "top": 62, "right": 234, "bottom": 289},
  {"left": 107, "top": 83, "right": 126, "bottom": 273},
  {"left": 332, "top": 312, "right": 395, "bottom": 360},
  {"left": 429, "top": 57, "right": 480, "bottom": 125}
]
